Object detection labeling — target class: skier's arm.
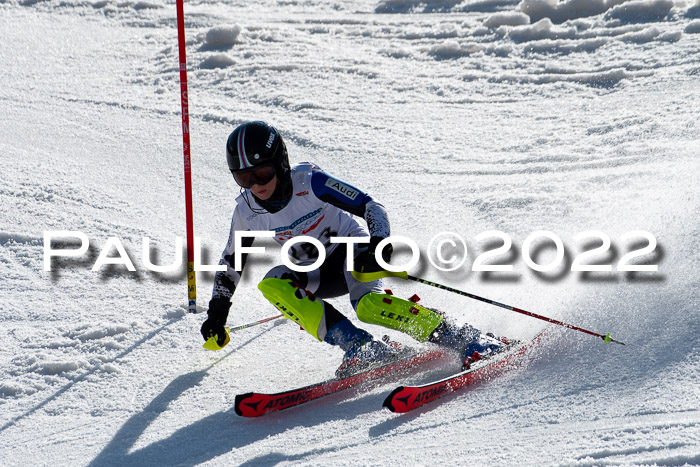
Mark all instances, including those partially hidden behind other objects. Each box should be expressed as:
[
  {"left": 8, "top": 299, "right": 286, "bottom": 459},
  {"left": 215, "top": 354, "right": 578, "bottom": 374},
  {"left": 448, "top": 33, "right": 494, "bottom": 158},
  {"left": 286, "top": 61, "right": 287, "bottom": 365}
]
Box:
[
  {"left": 211, "top": 232, "right": 253, "bottom": 302},
  {"left": 310, "top": 169, "right": 390, "bottom": 238},
  {"left": 310, "top": 169, "right": 392, "bottom": 272},
  {"left": 201, "top": 208, "right": 251, "bottom": 344}
]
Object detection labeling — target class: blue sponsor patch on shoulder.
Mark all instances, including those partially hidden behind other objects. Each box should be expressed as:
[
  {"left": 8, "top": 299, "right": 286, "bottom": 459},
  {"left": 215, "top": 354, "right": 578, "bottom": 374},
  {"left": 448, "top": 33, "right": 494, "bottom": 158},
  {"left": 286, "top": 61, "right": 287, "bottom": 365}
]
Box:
[{"left": 325, "top": 178, "right": 360, "bottom": 201}]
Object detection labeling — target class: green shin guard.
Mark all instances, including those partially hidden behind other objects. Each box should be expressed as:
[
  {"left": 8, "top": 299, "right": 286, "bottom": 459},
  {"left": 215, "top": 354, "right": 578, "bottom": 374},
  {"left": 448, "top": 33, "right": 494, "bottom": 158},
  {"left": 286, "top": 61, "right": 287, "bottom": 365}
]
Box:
[
  {"left": 258, "top": 278, "right": 326, "bottom": 341},
  {"left": 356, "top": 293, "right": 443, "bottom": 342}
]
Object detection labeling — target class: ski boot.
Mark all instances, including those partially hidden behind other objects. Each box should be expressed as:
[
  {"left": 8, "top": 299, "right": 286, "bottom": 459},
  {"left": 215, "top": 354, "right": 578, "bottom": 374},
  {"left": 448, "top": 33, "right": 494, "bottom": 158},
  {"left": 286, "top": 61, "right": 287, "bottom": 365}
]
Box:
[
  {"left": 325, "top": 318, "right": 409, "bottom": 377},
  {"left": 428, "top": 320, "right": 508, "bottom": 369},
  {"left": 335, "top": 338, "right": 394, "bottom": 377}
]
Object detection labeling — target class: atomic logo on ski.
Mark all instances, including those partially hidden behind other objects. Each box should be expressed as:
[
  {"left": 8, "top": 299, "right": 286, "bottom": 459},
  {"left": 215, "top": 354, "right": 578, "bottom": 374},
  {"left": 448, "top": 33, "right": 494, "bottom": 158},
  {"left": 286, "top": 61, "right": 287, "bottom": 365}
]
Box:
[
  {"left": 234, "top": 348, "right": 448, "bottom": 417},
  {"left": 244, "top": 400, "right": 262, "bottom": 411},
  {"left": 395, "top": 395, "right": 410, "bottom": 406},
  {"left": 413, "top": 385, "right": 449, "bottom": 403},
  {"left": 263, "top": 390, "right": 313, "bottom": 409}
]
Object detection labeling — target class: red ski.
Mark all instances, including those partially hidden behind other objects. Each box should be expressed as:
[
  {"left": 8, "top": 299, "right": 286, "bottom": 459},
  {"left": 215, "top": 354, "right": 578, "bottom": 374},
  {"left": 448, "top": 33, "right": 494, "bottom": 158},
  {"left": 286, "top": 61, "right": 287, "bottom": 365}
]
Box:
[
  {"left": 383, "top": 332, "right": 544, "bottom": 413},
  {"left": 235, "top": 348, "right": 448, "bottom": 417}
]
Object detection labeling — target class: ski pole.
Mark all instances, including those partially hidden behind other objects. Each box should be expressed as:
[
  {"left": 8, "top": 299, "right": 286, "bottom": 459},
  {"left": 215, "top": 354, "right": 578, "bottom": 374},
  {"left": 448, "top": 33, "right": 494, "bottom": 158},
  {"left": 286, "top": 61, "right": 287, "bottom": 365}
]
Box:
[
  {"left": 203, "top": 314, "right": 285, "bottom": 351},
  {"left": 228, "top": 314, "right": 284, "bottom": 333},
  {"left": 353, "top": 271, "right": 625, "bottom": 345}
]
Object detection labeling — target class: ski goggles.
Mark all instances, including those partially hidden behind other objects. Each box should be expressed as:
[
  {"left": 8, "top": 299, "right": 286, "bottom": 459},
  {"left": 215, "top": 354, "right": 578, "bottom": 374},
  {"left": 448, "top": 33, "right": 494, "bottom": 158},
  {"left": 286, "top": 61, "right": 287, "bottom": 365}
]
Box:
[{"left": 232, "top": 165, "right": 276, "bottom": 189}]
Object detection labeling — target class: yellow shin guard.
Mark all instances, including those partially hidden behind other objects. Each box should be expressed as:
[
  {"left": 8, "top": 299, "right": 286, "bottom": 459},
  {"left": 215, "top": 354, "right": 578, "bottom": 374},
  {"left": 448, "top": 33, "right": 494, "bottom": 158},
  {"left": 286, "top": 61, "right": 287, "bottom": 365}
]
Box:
[
  {"left": 356, "top": 292, "right": 444, "bottom": 342},
  {"left": 258, "top": 278, "right": 326, "bottom": 341}
]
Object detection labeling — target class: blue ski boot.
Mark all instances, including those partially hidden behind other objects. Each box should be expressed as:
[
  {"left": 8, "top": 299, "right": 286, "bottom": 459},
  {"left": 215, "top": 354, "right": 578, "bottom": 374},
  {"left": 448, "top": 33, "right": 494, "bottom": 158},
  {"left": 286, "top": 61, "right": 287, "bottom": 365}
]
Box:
[
  {"left": 325, "top": 318, "right": 405, "bottom": 377},
  {"left": 428, "top": 320, "right": 508, "bottom": 368}
]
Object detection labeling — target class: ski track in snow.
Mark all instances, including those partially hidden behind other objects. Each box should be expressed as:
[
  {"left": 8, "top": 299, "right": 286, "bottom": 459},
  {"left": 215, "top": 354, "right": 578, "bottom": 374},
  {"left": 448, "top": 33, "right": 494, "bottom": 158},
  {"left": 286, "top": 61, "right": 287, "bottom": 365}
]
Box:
[{"left": 1, "top": 0, "right": 699, "bottom": 465}]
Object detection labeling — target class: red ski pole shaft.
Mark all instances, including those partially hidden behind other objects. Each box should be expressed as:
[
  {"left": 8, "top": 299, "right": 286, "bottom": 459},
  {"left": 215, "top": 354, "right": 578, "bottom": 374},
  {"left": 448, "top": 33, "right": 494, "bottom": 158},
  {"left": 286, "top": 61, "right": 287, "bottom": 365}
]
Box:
[{"left": 407, "top": 275, "right": 625, "bottom": 345}]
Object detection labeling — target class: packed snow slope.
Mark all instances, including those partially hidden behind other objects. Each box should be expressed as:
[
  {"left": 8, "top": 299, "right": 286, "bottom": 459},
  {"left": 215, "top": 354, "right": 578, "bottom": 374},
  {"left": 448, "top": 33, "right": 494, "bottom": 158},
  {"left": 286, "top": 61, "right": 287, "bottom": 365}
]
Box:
[{"left": 1, "top": 0, "right": 699, "bottom": 465}]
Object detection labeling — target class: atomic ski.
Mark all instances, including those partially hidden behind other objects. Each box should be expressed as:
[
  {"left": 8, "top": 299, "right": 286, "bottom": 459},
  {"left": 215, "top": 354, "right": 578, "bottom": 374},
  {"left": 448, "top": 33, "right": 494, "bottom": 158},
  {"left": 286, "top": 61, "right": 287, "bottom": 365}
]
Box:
[
  {"left": 383, "top": 332, "right": 545, "bottom": 413},
  {"left": 235, "top": 348, "right": 448, "bottom": 417}
]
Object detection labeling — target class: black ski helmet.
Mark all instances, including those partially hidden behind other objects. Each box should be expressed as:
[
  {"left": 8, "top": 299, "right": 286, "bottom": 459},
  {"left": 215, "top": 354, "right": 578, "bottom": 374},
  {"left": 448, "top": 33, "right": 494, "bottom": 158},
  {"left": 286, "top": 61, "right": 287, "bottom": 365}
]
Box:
[{"left": 226, "top": 121, "right": 290, "bottom": 178}]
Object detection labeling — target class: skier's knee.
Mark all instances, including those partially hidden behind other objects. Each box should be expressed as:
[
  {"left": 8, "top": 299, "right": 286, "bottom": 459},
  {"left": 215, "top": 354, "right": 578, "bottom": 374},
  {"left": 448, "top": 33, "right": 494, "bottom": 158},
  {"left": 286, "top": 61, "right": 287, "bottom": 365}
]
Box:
[
  {"left": 264, "top": 265, "right": 307, "bottom": 286},
  {"left": 257, "top": 278, "right": 326, "bottom": 341},
  {"left": 356, "top": 292, "right": 443, "bottom": 342}
]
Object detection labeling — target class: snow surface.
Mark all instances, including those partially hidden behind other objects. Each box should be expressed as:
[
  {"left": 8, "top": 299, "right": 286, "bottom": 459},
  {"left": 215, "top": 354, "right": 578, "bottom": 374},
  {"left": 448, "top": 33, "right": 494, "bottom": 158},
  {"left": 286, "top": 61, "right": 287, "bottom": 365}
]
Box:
[{"left": 1, "top": 0, "right": 699, "bottom": 465}]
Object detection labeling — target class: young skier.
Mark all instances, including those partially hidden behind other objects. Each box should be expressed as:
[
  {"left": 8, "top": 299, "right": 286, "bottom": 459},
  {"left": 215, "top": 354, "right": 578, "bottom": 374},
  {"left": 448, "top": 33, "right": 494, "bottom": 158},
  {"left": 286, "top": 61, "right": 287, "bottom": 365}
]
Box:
[{"left": 200, "top": 121, "right": 505, "bottom": 373}]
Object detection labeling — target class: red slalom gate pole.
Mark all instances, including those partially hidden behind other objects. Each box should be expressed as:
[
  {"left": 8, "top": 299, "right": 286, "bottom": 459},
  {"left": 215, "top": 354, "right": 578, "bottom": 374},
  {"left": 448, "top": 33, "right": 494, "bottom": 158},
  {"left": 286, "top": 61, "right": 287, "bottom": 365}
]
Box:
[{"left": 175, "top": 0, "right": 197, "bottom": 313}]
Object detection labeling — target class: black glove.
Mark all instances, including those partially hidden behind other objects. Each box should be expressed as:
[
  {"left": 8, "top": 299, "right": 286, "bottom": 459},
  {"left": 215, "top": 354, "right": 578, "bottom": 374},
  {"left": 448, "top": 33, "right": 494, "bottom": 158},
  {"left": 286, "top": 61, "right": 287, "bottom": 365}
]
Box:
[
  {"left": 201, "top": 297, "right": 231, "bottom": 346},
  {"left": 354, "top": 236, "right": 393, "bottom": 273}
]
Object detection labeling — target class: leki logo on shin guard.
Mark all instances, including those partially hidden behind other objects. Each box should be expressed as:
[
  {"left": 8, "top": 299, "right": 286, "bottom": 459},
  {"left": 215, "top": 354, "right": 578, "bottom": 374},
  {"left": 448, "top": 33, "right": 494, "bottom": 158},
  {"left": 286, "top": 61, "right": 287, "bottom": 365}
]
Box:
[
  {"left": 274, "top": 302, "right": 299, "bottom": 322},
  {"left": 380, "top": 310, "right": 411, "bottom": 324}
]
